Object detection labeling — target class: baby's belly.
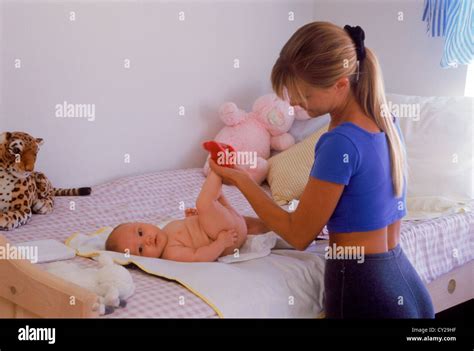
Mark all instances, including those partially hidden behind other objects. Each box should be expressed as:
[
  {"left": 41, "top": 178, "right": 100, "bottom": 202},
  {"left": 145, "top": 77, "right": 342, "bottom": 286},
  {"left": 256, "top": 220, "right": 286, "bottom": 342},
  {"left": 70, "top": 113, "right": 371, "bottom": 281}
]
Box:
[
  {"left": 184, "top": 214, "right": 247, "bottom": 255},
  {"left": 182, "top": 217, "right": 213, "bottom": 249}
]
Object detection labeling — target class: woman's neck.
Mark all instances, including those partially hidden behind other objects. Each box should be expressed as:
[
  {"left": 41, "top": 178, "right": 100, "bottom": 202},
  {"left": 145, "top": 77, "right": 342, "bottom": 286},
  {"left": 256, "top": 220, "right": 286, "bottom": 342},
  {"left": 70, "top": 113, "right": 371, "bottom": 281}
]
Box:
[
  {"left": 329, "top": 93, "right": 365, "bottom": 130},
  {"left": 328, "top": 92, "right": 379, "bottom": 132}
]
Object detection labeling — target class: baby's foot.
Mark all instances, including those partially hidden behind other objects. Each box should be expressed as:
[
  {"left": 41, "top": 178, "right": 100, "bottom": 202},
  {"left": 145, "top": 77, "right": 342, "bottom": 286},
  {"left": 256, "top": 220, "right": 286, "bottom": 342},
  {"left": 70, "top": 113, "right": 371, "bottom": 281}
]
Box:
[
  {"left": 184, "top": 208, "right": 198, "bottom": 217},
  {"left": 202, "top": 140, "right": 236, "bottom": 168}
]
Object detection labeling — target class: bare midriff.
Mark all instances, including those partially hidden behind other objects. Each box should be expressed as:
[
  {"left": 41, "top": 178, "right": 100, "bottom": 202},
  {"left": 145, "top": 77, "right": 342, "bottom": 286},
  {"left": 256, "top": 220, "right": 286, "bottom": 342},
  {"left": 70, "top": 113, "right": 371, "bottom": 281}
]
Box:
[{"left": 328, "top": 220, "right": 401, "bottom": 254}]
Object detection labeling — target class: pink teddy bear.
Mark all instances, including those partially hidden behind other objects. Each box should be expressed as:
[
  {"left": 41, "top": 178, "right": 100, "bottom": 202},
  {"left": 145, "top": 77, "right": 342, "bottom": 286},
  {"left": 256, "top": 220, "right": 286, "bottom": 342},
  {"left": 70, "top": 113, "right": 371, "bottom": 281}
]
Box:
[{"left": 203, "top": 93, "right": 310, "bottom": 184}]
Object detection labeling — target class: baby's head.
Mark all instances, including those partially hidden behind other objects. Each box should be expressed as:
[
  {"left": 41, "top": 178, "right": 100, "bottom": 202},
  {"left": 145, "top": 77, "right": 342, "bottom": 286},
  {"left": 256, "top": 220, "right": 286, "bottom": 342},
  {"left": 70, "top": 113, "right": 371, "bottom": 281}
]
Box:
[{"left": 105, "top": 222, "right": 168, "bottom": 258}]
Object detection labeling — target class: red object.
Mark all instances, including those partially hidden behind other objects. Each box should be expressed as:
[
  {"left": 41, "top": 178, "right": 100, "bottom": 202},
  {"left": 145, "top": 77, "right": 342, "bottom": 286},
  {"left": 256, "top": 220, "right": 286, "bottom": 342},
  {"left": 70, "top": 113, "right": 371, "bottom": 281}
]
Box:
[{"left": 203, "top": 140, "right": 235, "bottom": 168}]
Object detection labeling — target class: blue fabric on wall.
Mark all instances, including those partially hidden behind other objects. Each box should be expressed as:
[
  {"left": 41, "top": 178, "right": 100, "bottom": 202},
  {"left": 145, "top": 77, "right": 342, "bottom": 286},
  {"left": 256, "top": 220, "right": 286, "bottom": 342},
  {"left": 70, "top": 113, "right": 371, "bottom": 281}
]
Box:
[{"left": 422, "top": 0, "right": 473, "bottom": 67}]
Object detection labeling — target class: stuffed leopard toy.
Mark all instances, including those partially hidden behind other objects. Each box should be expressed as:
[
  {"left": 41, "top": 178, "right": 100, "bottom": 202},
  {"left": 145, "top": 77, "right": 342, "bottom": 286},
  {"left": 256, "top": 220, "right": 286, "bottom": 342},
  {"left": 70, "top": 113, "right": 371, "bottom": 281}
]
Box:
[{"left": 0, "top": 131, "right": 91, "bottom": 230}]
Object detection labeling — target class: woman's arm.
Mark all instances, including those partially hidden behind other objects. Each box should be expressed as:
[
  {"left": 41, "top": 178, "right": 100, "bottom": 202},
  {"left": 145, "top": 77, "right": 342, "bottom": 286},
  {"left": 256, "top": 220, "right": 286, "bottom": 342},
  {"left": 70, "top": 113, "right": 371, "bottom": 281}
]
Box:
[
  {"left": 209, "top": 160, "right": 344, "bottom": 250},
  {"left": 243, "top": 216, "right": 270, "bottom": 234}
]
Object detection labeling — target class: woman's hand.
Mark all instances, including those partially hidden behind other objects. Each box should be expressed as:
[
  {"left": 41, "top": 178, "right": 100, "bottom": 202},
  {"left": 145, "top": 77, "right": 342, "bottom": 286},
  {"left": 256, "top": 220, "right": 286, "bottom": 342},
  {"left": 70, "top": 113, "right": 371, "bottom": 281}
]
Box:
[{"left": 208, "top": 159, "right": 249, "bottom": 186}]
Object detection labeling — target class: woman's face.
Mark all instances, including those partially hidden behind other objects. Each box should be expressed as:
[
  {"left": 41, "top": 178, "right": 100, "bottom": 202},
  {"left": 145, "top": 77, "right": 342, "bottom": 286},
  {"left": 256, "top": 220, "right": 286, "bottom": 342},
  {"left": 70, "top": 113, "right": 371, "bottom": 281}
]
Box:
[{"left": 289, "top": 77, "right": 349, "bottom": 118}]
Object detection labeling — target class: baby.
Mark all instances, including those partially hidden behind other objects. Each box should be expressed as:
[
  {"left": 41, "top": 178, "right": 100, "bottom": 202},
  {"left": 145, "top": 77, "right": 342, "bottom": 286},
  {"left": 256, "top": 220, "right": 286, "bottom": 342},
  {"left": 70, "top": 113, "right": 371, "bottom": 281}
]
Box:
[{"left": 105, "top": 170, "right": 268, "bottom": 262}]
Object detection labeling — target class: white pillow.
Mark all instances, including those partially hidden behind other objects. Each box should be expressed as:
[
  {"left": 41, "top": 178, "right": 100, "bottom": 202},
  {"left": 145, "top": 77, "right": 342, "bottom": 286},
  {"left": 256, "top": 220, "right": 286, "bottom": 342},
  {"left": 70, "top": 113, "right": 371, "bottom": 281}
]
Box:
[
  {"left": 289, "top": 114, "right": 330, "bottom": 143},
  {"left": 386, "top": 93, "right": 473, "bottom": 215}
]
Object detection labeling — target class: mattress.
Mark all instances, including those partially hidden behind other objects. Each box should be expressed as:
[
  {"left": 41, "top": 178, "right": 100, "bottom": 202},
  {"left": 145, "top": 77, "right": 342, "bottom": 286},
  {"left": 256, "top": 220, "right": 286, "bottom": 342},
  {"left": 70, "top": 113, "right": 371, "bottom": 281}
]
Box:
[
  {"left": 2, "top": 168, "right": 472, "bottom": 317},
  {"left": 398, "top": 200, "right": 474, "bottom": 284}
]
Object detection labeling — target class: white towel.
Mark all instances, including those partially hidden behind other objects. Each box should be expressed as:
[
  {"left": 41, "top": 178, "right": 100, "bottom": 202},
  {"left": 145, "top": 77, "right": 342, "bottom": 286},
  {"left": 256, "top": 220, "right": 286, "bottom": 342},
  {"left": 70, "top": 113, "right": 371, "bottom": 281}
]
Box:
[
  {"left": 405, "top": 196, "right": 471, "bottom": 220},
  {"left": 65, "top": 226, "right": 326, "bottom": 318},
  {"left": 218, "top": 233, "right": 278, "bottom": 263},
  {"left": 14, "top": 239, "right": 76, "bottom": 263}
]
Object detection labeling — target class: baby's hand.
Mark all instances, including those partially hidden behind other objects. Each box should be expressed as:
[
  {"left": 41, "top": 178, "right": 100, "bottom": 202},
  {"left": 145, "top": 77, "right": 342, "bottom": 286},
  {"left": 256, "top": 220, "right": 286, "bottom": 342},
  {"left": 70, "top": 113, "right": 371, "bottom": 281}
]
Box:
[
  {"left": 217, "top": 229, "right": 238, "bottom": 248},
  {"left": 184, "top": 208, "right": 198, "bottom": 217}
]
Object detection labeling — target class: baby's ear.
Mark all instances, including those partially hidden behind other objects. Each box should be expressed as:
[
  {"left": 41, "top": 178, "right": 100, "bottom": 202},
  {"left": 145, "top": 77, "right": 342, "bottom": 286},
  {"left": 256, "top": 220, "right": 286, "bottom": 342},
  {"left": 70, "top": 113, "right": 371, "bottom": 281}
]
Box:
[{"left": 36, "top": 138, "right": 44, "bottom": 146}]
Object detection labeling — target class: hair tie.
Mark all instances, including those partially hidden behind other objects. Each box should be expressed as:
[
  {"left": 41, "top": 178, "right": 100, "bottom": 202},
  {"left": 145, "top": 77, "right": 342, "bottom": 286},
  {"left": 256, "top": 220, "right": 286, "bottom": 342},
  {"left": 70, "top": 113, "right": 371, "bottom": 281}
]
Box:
[{"left": 344, "top": 25, "right": 366, "bottom": 62}]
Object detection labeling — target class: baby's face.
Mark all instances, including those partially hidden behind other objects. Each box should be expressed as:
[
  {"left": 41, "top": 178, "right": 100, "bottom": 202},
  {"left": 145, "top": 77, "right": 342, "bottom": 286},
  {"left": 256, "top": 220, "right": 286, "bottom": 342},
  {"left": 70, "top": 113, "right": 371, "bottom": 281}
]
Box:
[{"left": 108, "top": 222, "right": 168, "bottom": 258}]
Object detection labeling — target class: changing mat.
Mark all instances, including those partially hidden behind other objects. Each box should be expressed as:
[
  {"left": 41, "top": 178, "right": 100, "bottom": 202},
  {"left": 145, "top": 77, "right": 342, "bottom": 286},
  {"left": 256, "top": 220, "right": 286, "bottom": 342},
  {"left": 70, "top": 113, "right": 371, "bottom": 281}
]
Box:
[{"left": 65, "top": 227, "right": 327, "bottom": 318}]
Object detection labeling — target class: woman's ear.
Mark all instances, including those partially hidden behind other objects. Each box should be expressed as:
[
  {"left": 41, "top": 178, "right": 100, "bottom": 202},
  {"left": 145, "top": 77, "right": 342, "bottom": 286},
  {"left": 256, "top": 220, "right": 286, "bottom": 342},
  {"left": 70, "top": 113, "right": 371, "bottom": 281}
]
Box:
[{"left": 335, "top": 77, "right": 350, "bottom": 92}]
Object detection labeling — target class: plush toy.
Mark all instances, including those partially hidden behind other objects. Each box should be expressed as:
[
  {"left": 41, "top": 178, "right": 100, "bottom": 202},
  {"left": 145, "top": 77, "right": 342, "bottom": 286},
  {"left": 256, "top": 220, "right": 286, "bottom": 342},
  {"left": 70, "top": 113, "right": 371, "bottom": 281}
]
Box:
[
  {"left": 44, "top": 254, "right": 135, "bottom": 315},
  {"left": 203, "top": 93, "right": 310, "bottom": 184}
]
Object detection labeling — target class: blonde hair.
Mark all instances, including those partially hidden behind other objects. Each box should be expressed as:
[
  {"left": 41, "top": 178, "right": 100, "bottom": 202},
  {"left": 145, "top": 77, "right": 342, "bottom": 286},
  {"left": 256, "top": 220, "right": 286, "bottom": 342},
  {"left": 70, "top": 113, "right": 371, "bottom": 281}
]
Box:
[{"left": 271, "top": 21, "right": 406, "bottom": 198}]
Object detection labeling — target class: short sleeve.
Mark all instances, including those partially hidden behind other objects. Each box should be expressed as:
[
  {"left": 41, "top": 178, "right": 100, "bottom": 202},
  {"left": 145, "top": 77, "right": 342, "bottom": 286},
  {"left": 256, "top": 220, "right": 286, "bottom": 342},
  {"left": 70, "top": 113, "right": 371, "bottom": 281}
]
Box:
[{"left": 310, "top": 132, "right": 360, "bottom": 185}]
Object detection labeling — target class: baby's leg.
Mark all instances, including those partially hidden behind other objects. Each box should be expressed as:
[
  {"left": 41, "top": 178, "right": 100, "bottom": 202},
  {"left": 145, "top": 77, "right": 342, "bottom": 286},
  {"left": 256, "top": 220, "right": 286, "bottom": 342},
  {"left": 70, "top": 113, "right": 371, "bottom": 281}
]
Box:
[
  {"left": 196, "top": 171, "right": 247, "bottom": 245},
  {"left": 215, "top": 193, "right": 268, "bottom": 235}
]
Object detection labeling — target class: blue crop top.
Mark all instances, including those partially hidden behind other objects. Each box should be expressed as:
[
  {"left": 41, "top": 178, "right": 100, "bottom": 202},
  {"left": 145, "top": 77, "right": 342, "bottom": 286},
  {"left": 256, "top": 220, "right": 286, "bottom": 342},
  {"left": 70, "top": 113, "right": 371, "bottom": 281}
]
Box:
[{"left": 310, "top": 119, "right": 407, "bottom": 233}]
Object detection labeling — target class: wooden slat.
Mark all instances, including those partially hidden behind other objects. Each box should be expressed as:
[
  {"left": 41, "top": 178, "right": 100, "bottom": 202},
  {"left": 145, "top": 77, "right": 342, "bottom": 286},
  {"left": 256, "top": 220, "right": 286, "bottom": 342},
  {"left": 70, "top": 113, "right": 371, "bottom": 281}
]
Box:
[
  {"left": 0, "top": 296, "right": 15, "bottom": 318},
  {"left": 14, "top": 306, "right": 41, "bottom": 318},
  {"left": 0, "top": 234, "right": 100, "bottom": 318}
]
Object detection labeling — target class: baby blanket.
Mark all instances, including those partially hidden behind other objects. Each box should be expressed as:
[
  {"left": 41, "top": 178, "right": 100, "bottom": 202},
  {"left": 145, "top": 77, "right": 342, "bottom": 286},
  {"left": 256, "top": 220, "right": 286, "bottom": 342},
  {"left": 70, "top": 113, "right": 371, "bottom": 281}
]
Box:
[
  {"left": 405, "top": 196, "right": 471, "bottom": 220},
  {"left": 65, "top": 227, "right": 327, "bottom": 318}
]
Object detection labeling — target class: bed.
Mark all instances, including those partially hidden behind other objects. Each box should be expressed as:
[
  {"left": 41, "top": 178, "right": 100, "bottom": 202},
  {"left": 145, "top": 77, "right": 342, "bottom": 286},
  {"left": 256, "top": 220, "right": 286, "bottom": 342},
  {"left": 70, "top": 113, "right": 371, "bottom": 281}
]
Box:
[{"left": 0, "top": 168, "right": 472, "bottom": 318}]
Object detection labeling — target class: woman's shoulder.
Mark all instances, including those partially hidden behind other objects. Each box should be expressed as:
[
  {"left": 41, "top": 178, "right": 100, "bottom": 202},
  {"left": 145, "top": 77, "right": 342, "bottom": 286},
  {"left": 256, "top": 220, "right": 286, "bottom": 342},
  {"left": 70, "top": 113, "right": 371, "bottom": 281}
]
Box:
[{"left": 316, "top": 127, "right": 360, "bottom": 153}]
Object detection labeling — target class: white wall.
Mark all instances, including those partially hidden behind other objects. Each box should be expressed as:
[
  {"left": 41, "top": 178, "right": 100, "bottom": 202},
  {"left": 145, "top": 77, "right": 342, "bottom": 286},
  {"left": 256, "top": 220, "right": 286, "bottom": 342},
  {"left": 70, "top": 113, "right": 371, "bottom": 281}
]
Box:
[
  {"left": 1, "top": 0, "right": 468, "bottom": 187},
  {"left": 1, "top": 0, "right": 317, "bottom": 187},
  {"left": 313, "top": 0, "right": 468, "bottom": 96},
  {"left": 0, "top": 1, "right": 4, "bottom": 129}
]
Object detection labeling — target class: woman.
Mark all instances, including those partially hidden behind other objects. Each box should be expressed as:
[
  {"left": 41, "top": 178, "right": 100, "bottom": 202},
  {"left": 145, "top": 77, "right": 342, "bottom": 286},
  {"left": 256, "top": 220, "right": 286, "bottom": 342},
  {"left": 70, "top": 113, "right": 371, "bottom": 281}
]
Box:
[{"left": 209, "top": 22, "right": 434, "bottom": 319}]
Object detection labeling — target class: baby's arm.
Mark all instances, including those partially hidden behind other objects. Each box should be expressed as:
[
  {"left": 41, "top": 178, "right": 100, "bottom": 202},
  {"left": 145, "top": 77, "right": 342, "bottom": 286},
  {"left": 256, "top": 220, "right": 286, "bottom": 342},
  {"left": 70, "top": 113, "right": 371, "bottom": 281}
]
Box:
[{"left": 164, "top": 229, "right": 237, "bottom": 262}]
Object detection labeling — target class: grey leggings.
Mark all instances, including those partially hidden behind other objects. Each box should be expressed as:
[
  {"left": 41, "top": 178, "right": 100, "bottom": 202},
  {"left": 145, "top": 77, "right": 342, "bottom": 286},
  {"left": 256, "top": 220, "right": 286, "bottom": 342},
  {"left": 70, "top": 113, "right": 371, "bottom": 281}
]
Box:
[{"left": 324, "top": 244, "right": 435, "bottom": 319}]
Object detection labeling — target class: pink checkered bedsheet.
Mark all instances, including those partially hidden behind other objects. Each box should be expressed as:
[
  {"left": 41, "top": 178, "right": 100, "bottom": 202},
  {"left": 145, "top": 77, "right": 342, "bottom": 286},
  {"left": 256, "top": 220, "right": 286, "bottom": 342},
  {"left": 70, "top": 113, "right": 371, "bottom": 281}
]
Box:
[
  {"left": 399, "top": 201, "right": 474, "bottom": 284},
  {"left": 2, "top": 168, "right": 473, "bottom": 317}
]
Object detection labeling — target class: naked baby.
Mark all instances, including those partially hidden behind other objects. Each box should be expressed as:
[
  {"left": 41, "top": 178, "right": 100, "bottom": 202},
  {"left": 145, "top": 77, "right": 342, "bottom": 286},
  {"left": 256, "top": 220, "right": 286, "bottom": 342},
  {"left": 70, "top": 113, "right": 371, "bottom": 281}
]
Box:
[{"left": 105, "top": 170, "right": 268, "bottom": 262}]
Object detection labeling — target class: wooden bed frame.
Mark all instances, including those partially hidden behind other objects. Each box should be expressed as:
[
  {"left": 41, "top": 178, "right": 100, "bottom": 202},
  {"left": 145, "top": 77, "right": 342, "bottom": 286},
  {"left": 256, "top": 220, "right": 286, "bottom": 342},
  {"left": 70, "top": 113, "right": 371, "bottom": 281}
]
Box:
[
  {"left": 0, "top": 234, "right": 472, "bottom": 318},
  {"left": 0, "top": 234, "right": 99, "bottom": 318}
]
